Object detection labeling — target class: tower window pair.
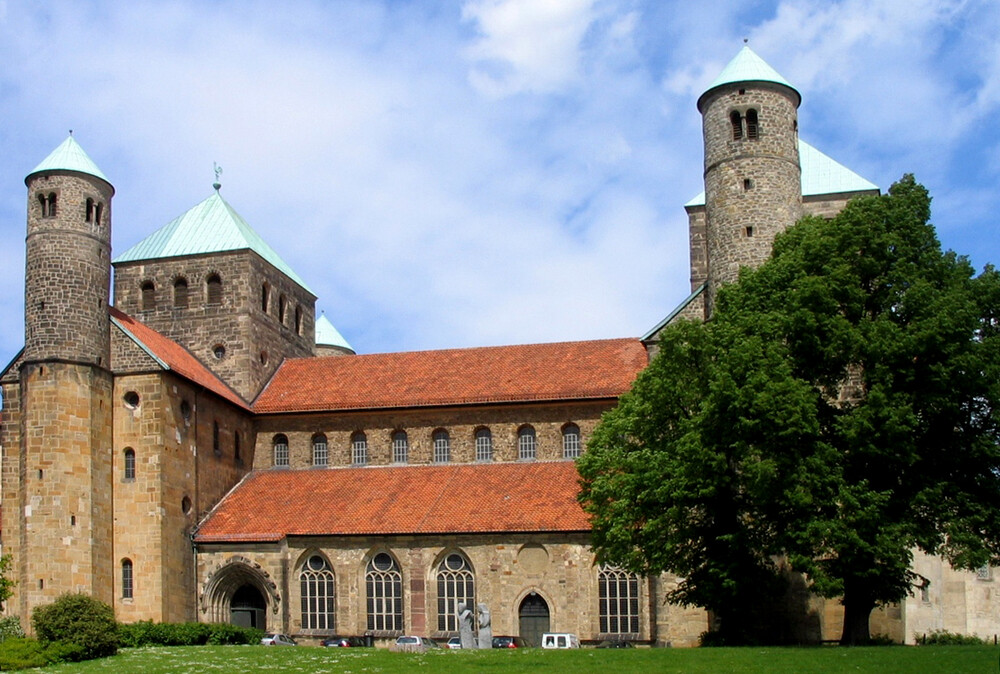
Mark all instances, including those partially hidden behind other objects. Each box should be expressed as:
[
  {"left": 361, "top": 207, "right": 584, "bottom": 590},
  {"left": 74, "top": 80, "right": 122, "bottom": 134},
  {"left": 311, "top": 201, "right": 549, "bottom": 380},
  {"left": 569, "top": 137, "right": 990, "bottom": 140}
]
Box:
[
  {"left": 730, "top": 109, "right": 759, "bottom": 141},
  {"left": 85, "top": 198, "right": 103, "bottom": 224},
  {"left": 38, "top": 192, "right": 57, "bottom": 217}
]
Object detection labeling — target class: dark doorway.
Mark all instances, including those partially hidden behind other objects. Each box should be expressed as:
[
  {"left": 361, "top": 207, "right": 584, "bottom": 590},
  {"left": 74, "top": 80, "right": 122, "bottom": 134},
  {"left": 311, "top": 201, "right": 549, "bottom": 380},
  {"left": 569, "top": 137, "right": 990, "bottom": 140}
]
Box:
[
  {"left": 231, "top": 584, "right": 266, "bottom": 629},
  {"left": 518, "top": 592, "right": 550, "bottom": 647}
]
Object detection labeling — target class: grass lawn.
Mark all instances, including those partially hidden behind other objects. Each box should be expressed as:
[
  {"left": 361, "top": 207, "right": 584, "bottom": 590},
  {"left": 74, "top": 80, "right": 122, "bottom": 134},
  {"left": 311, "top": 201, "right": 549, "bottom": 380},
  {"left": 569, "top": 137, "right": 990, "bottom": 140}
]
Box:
[{"left": 36, "top": 644, "right": 1000, "bottom": 673}]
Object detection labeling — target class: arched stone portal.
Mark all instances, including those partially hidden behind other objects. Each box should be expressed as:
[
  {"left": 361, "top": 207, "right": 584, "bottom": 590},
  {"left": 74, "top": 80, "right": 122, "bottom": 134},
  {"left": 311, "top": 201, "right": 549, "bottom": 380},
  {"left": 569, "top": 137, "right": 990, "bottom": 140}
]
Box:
[
  {"left": 201, "top": 557, "right": 280, "bottom": 629},
  {"left": 518, "top": 592, "right": 550, "bottom": 647}
]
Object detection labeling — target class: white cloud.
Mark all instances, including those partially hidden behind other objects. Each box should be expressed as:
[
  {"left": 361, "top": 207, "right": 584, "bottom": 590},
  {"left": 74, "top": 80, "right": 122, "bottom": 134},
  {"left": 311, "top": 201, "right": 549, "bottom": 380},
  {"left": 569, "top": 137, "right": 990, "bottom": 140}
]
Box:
[{"left": 462, "top": 0, "right": 600, "bottom": 96}]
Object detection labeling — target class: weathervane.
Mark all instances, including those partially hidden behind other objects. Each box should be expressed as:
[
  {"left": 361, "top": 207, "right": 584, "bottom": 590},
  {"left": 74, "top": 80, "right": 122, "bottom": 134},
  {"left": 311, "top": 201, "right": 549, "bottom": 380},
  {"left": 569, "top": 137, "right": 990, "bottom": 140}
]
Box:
[{"left": 213, "top": 163, "right": 223, "bottom": 191}]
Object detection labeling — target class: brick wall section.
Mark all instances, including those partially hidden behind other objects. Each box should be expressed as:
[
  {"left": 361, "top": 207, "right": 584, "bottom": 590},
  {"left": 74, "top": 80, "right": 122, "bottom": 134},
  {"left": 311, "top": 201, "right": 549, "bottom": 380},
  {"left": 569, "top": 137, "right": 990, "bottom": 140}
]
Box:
[
  {"left": 195, "top": 534, "right": 708, "bottom": 646},
  {"left": 111, "top": 324, "right": 163, "bottom": 372},
  {"left": 686, "top": 206, "right": 708, "bottom": 293},
  {"left": 252, "top": 400, "right": 610, "bottom": 470},
  {"left": 802, "top": 190, "right": 879, "bottom": 219},
  {"left": 12, "top": 362, "right": 114, "bottom": 623},
  {"left": 113, "top": 249, "right": 315, "bottom": 401},
  {"left": 113, "top": 371, "right": 255, "bottom": 623},
  {"left": 24, "top": 172, "right": 113, "bottom": 367},
  {"left": 701, "top": 84, "right": 802, "bottom": 315}
]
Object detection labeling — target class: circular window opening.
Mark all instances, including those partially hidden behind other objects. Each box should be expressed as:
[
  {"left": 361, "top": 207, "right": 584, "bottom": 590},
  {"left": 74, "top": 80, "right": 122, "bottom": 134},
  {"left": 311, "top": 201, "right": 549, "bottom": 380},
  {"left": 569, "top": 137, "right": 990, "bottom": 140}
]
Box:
[
  {"left": 213, "top": 344, "right": 226, "bottom": 360},
  {"left": 180, "top": 400, "right": 192, "bottom": 420},
  {"left": 123, "top": 391, "right": 140, "bottom": 409},
  {"left": 445, "top": 553, "right": 466, "bottom": 571},
  {"left": 259, "top": 351, "right": 268, "bottom": 365},
  {"left": 373, "top": 552, "right": 394, "bottom": 572},
  {"left": 181, "top": 496, "right": 192, "bottom": 515},
  {"left": 307, "top": 555, "right": 326, "bottom": 571}
]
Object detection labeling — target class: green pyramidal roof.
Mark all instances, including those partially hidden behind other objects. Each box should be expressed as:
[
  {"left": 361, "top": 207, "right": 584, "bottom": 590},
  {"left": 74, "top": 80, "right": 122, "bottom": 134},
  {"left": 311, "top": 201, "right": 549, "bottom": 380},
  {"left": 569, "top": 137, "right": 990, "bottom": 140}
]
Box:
[
  {"left": 315, "top": 313, "right": 354, "bottom": 353},
  {"left": 685, "top": 139, "right": 878, "bottom": 207},
  {"left": 699, "top": 45, "right": 799, "bottom": 110},
  {"left": 113, "top": 190, "right": 313, "bottom": 294},
  {"left": 27, "top": 136, "right": 112, "bottom": 186}
]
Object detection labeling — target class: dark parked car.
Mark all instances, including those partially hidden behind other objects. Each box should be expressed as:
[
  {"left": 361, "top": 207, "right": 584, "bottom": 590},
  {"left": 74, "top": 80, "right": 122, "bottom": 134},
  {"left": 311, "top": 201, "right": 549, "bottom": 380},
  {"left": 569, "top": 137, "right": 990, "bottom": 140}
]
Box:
[
  {"left": 492, "top": 635, "right": 527, "bottom": 648},
  {"left": 321, "top": 636, "right": 366, "bottom": 647},
  {"left": 596, "top": 640, "right": 634, "bottom": 648}
]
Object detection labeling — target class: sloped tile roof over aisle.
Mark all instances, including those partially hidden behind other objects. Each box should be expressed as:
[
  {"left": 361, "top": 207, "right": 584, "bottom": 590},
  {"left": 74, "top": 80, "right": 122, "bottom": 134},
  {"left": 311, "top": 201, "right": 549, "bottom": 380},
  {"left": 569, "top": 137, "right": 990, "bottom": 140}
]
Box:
[
  {"left": 194, "top": 461, "right": 590, "bottom": 542},
  {"left": 252, "top": 338, "right": 648, "bottom": 413}
]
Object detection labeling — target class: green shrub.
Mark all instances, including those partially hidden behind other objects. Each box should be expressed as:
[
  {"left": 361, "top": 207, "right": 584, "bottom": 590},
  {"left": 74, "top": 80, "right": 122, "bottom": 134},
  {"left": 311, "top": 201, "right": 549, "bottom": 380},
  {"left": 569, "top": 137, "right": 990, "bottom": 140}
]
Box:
[
  {"left": 918, "top": 629, "right": 987, "bottom": 646},
  {"left": 31, "top": 593, "right": 118, "bottom": 661},
  {"left": 0, "top": 637, "right": 84, "bottom": 669},
  {"left": 0, "top": 615, "right": 25, "bottom": 643},
  {"left": 118, "top": 620, "right": 261, "bottom": 647}
]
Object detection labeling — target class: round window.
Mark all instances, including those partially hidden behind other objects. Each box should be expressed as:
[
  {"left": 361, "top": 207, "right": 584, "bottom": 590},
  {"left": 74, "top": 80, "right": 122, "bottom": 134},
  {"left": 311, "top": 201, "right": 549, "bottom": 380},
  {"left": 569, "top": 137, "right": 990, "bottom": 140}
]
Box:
[
  {"left": 445, "top": 554, "right": 466, "bottom": 572},
  {"left": 373, "top": 553, "right": 394, "bottom": 572},
  {"left": 213, "top": 344, "right": 226, "bottom": 360},
  {"left": 181, "top": 496, "right": 192, "bottom": 515},
  {"left": 123, "top": 391, "right": 140, "bottom": 408},
  {"left": 307, "top": 555, "right": 327, "bottom": 572}
]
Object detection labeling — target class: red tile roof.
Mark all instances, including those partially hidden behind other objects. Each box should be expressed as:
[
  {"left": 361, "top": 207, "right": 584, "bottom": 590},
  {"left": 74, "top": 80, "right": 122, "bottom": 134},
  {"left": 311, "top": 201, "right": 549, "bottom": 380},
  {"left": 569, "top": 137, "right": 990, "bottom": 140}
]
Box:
[
  {"left": 110, "top": 308, "right": 249, "bottom": 410},
  {"left": 253, "top": 338, "right": 647, "bottom": 413},
  {"left": 194, "top": 461, "right": 590, "bottom": 542}
]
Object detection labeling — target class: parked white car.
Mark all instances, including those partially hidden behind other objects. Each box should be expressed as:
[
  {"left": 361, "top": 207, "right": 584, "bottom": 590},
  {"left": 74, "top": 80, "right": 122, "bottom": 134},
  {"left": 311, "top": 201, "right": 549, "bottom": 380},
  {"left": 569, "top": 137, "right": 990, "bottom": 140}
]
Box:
[
  {"left": 260, "top": 633, "right": 297, "bottom": 646},
  {"left": 541, "top": 633, "right": 579, "bottom": 649},
  {"left": 393, "top": 635, "right": 441, "bottom": 651}
]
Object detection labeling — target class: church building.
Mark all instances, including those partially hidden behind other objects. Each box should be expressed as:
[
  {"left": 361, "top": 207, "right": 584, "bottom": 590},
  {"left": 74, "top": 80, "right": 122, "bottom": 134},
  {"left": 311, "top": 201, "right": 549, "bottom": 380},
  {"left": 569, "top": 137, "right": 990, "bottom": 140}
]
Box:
[{"left": 1, "top": 46, "right": 995, "bottom": 647}]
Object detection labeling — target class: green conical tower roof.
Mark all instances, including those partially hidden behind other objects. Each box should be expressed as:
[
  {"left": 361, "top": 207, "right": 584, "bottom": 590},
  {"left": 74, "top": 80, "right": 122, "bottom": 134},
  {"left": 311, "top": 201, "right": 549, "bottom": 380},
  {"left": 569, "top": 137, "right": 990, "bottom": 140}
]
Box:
[
  {"left": 698, "top": 45, "right": 800, "bottom": 111},
  {"left": 315, "top": 313, "right": 354, "bottom": 353},
  {"left": 113, "top": 189, "right": 313, "bottom": 294},
  {"left": 27, "top": 135, "right": 112, "bottom": 187}
]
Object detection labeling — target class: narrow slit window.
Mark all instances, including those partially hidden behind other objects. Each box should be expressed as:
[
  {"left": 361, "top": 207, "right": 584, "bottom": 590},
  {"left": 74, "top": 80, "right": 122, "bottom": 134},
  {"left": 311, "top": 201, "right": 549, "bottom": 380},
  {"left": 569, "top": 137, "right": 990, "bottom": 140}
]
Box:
[
  {"left": 730, "top": 111, "right": 743, "bottom": 140},
  {"left": 746, "top": 109, "right": 759, "bottom": 140}
]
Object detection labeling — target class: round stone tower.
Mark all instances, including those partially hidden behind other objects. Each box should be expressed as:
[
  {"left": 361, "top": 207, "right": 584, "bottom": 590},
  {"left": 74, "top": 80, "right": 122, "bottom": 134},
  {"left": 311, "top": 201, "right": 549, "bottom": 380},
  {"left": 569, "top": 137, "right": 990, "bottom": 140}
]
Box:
[
  {"left": 12, "top": 136, "right": 116, "bottom": 620},
  {"left": 24, "top": 135, "right": 114, "bottom": 366},
  {"left": 698, "top": 45, "right": 802, "bottom": 314}
]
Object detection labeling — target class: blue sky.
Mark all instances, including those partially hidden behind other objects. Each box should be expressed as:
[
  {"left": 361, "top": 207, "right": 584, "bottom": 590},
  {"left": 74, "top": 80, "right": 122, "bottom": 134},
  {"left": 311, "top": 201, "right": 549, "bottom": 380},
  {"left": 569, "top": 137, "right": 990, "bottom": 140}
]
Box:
[{"left": 1, "top": 0, "right": 997, "bottom": 364}]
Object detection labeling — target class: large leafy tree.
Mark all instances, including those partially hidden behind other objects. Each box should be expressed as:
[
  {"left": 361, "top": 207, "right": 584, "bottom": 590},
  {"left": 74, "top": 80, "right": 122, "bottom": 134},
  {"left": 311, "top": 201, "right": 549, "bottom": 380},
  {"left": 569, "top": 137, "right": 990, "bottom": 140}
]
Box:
[{"left": 578, "top": 176, "right": 1000, "bottom": 645}]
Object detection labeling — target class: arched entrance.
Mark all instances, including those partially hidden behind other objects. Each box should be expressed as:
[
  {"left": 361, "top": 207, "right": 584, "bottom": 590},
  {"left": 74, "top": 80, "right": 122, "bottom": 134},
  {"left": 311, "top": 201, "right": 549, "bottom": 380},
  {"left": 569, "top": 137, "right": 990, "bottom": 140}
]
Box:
[
  {"left": 230, "top": 584, "right": 266, "bottom": 629},
  {"left": 518, "top": 593, "right": 550, "bottom": 647}
]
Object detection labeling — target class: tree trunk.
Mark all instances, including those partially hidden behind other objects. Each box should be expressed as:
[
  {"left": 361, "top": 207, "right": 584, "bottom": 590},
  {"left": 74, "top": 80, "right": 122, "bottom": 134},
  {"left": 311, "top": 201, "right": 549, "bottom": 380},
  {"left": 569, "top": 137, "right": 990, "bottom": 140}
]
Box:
[{"left": 839, "top": 586, "right": 875, "bottom": 646}]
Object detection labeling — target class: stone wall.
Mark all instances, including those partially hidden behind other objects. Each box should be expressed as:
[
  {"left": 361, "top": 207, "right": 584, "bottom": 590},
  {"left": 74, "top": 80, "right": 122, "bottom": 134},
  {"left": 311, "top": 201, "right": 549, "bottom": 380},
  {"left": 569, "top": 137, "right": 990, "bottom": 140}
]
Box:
[
  {"left": 196, "top": 533, "right": 708, "bottom": 646},
  {"left": 113, "top": 249, "right": 315, "bottom": 401},
  {"left": 252, "top": 400, "right": 610, "bottom": 470}
]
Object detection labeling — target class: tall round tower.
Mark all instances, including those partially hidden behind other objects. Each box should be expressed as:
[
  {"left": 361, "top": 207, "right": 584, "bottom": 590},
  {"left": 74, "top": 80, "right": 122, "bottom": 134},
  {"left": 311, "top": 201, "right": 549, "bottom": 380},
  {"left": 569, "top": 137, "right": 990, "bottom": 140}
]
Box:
[
  {"left": 24, "top": 135, "right": 114, "bottom": 366},
  {"left": 698, "top": 45, "right": 802, "bottom": 314},
  {"left": 12, "top": 136, "right": 116, "bottom": 619}
]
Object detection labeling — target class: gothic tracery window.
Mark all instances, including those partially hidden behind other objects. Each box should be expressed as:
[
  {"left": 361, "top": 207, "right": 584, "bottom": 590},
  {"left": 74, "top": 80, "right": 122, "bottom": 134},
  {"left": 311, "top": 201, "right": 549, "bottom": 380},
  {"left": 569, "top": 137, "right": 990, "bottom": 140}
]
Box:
[
  {"left": 598, "top": 565, "right": 640, "bottom": 635},
  {"left": 436, "top": 553, "right": 475, "bottom": 632},
  {"left": 300, "top": 555, "right": 336, "bottom": 631},
  {"left": 366, "top": 552, "right": 403, "bottom": 632}
]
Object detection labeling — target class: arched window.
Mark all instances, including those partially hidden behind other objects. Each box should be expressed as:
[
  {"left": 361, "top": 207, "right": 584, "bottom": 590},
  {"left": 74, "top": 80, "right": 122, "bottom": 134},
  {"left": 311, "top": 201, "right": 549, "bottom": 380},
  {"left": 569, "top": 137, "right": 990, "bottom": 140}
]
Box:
[
  {"left": 366, "top": 552, "right": 403, "bottom": 632},
  {"left": 123, "top": 448, "right": 136, "bottom": 480},
  {"left": 261, "top": 283, "right": 270, "bottom": 313},
  {"left": 313, "top": 433, "right": 328, "bottom": 467},
  {"left": 518, "top": 425, "right": 537, "bottom": 461},
  {"left": 746, "top": 108, "right": 759, "bottom": 140},
  {"left": 206, "top": 274, "right": 222, "bottom": 305},
  {"left": 475, "top": 428, "right": 492, "bottom": 462},
  {"left": 278, "top": 295, "right": 287, "bottom": 324},
  {"left": 295, "top": 306, "right": 303, "bottom": 335},
  {"left": 274, "top": 434, "right": 289, "bottom": 467},
  {"left": 730, "top": 110, "right": 743, "bottom": 140},
  {"left": 433, "top": 429, "right": 450, "bottom": 464},
  {"left": 85, "top": 198, "right": 95, "bottom": 222},
  {"left": 173, "top": 278, "right": 189, "bottom": 308},
  {"left": 352, "top": 432, "right": 368, "bottom": 466},
  {"left": 598, "top": 565, "right": 640, "bottom": 635},
  {"left": 141, "top": 281, "right": 156, "bottom": 311},
  {"left": 38, "top": 192, "right": 57, "bottom": 217},
  {"left": 392, "top": 430, "right": 408, "bottom": 464},
  {"left": 436, "top": 553, "right": 474, "bottom": 632},
  {"left": 300, "top": 555, "right": 336, "bottom": 631},
  {"left": 562, "top": 423, "right": 581, "bottom": 459},
  {"left": 122, "top": 559, "right": 134, "bottom": 599}
]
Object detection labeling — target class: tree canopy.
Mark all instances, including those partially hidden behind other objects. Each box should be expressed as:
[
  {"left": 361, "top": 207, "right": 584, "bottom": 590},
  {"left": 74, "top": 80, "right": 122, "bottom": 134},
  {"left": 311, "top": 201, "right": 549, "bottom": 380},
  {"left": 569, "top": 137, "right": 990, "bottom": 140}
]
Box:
[{"left": 577, "top": 176, "right": 1000, "bottom": 645}]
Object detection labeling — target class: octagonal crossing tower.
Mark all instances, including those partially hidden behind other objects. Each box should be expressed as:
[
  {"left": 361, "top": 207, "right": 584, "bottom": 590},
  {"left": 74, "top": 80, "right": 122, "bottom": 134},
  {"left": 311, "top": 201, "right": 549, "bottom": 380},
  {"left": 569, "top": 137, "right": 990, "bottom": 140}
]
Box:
[
  {"left": 698, "top": 46, "right": 802, "bottom": 315},
  {"left": 13, "top": 136, "right": 116, "bottom": 619}
]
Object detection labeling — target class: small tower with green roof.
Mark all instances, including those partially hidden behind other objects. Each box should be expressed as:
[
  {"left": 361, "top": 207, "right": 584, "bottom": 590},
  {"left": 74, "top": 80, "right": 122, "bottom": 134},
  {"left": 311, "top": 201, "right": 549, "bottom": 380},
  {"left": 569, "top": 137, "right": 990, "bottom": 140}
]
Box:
[
  {"left": 698, "top": 45, "right": 802, "bottom": 314},
  {"left": 11, "top": 135, "right": 116, "bottom": 619}
]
